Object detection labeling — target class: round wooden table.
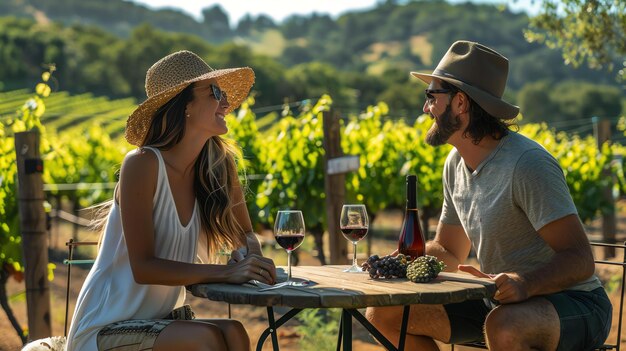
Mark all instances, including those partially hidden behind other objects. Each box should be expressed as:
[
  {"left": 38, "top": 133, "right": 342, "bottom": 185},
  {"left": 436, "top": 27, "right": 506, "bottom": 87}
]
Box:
[{"left": 190, "top": 265, "right": 496, "bottom": 351}]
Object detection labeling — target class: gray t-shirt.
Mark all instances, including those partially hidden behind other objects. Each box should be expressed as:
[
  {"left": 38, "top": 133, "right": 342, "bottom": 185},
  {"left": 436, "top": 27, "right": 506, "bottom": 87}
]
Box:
[{"left": 440, "top": 132, "right": 600, "bottom": 291}]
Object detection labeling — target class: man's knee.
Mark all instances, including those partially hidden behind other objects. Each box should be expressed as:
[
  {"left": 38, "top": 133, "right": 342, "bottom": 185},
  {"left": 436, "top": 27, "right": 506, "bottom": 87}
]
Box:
[
  {"left": 484, "top": 304, "right": 554, "bottom": 350},
  {"left": 367, "top": 304, "right": 450, "bottom": 341},
  {"left": 366, "top": 306, "right": 403, "bottom": 331},
  {"left": 484, "top": 307, "right": 522, "bottom": 348}
]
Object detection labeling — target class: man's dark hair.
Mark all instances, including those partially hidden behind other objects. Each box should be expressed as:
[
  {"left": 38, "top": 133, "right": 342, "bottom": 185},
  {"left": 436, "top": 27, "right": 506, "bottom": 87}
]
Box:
[{"left": 440, "top": 81, "right": 517, "bottom": 145}]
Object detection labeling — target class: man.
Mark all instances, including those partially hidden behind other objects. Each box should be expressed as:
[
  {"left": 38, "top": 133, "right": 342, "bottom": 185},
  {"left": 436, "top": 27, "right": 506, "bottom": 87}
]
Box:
[{"left": 366, "top": 41, "right": 612, "bottom": 350}]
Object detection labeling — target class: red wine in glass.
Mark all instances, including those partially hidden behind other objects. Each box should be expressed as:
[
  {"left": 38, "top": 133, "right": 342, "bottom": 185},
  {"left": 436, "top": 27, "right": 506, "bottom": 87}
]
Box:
[
  {"left": 274, "top": 210, "right": 305, "bottom": 281},
  {"left": 275, "top": 233, "right": 305, "bottom": 251},
  {"left": 340, "top": 204, "right": 369, "bottom": 272},
  {"left": 340, "top": 226, "right": 368, "bottom": 242}
]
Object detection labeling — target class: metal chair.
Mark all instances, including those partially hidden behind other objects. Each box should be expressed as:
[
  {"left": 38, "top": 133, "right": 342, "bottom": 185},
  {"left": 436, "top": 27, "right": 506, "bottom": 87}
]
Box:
[
  {"left": 451, "top": 241, "right": 626, "bottom": 351},
  {"left": 63, "top": 239, "right": 97, "bottom": 336}
]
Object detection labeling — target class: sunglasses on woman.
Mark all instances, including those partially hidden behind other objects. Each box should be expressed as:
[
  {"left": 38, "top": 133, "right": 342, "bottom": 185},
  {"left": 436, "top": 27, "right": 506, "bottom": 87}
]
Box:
[{"left": 210, "top": 84, "right": 227, "bottom": 102}]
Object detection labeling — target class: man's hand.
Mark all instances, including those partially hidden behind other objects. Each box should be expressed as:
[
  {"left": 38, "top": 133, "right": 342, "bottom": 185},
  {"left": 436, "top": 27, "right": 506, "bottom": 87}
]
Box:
[{"left": 458, "top": 265, "right": 529, "bottom": 304}]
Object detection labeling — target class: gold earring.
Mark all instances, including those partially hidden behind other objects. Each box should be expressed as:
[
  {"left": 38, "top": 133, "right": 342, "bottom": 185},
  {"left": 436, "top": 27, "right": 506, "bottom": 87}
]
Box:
[{"left": 186, "top": 113, "right": 190, "bottom": 118}]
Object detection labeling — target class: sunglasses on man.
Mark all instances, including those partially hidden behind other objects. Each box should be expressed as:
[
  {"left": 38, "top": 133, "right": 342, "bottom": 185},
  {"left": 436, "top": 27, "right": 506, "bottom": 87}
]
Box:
[{"left": 424, "top": 88, "right": 452, "bottom": 104}]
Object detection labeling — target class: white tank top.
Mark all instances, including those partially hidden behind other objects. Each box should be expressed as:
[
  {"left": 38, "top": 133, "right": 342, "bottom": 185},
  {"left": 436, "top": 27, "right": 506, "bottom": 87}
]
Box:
[{"left": 66, "top": 147, "right": 201, "bottom": 351}]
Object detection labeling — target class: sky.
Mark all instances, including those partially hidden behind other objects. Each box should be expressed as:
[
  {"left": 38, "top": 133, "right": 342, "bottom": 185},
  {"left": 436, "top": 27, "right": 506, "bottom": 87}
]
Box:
[{"left": 128, "top": 0, "right": 541, "bottom": 25}]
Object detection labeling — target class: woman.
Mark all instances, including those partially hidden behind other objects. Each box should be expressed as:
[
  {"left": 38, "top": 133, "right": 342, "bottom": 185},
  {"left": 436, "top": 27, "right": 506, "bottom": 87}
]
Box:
[{"left": 66, "top": 50, "right": 277, "bottom": 351}]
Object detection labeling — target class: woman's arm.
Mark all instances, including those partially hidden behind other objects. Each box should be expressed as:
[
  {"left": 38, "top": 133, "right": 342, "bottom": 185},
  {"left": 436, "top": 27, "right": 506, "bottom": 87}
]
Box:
[{"left": 119, "top": 150, "right": 275, "bottom": 286}]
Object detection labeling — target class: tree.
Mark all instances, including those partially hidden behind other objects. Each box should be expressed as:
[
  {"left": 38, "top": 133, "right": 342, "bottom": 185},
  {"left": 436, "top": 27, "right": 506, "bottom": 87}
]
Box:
[
  {"left": 201, "top": 5, "right": 232, "bottom": 42},
  {"left": 526, "top": 0, "right": 626, "bottom": 81},
  {"left": 281, "top": 45, "right": 313, "bottom": 66},
  {"left": 284, "top": 62, "right": 344, "bottom": 103},
  {"left": 518, "top": 80, "right": 623, "bottom": 126},
  {"left": 517, "top": 80, "right": 558, "bottom": 123},
  {"left": 235, "top": 14, "right": 276, "bottom": 37},
  {"left": 252, "top": 15, "right": 277, "bottom": 32}
]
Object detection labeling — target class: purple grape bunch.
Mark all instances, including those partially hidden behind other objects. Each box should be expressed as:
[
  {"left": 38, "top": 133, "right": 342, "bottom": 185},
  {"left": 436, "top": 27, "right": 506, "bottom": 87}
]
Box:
[{"left": 361, "top": 254, "right": 410, "bottom": 279}]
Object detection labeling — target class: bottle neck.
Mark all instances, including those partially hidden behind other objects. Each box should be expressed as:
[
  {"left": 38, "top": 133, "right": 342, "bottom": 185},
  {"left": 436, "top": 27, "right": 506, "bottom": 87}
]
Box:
[{"left": 406, "top": 178, "right": 417, "bottom": 210}]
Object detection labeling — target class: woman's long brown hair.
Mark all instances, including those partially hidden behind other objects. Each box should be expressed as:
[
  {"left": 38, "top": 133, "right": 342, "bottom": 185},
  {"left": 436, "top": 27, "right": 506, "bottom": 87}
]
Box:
[{"left": 95, "top": 83, "right": 246, "bottom": 256}]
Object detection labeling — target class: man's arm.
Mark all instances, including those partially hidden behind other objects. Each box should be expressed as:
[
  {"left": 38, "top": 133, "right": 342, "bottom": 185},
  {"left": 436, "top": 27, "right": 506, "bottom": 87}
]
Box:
[
  {"left": 460, "top": 214, "right": 595, "bottom": 304},
  {"left": 523, "top": 214, "right": 595, "bottom": 296},
  {"left": 427, "top": 222, "right": 472, "bottom": 272}
]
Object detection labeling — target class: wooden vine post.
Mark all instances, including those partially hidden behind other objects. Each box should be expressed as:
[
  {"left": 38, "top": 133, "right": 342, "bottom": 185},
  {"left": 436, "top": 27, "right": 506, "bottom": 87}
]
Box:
[
  {"left": 323, "top": 110, "right": 360, "bottom": 264},
  {"left": 593, "top": 117, "right": 616, "bottom": 258},
  {"left": 15, "top": 130, "right": 52, "bottom": 340}
]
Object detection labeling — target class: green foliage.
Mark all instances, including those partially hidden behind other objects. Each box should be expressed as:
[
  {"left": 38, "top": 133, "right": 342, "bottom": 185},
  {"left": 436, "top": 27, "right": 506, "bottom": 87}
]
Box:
[
  {"left": 526, "top": 0, "right": 626, "bottom": 81},
  {"left": 343, "top": 104, "right": 450, "bottom": 218},
  {"left": 226, "top": 98, "right": 266, "bottom": 225},
  {"left": 201, "top": 5, "right": 232, "bottom": 42},
  {"left": 254, "top": 97, "right": 331, "bottom": 231},
  {"left": 296, "top": 308, "right": 341, "bottom": 351},
  {"left": 44, "top": 125, "right": 127, "bottom": 206},
  {"left": 284, "top": 63, "right": 351, "bottom": 107},
  {"left": 0, "top": 121, "right": 22, "bottom": 275},
  {"left": 235, "top": 14, "right": 277, "bottom": 37},
  {"left": 0, "top": 66, "right": 56, "bottom": 277},
  {"left": 604, "top": 271, "right": 623, "bottom": 294},
  {"left": 518, "top": 80, "right": 623, "bottom": 124},
  {"left": 7, "top": 0, "right": 228, "bottom": 42}
]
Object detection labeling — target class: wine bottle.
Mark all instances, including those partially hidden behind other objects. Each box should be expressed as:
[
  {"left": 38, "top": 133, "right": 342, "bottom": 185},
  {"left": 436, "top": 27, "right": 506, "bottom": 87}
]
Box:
[{"left": 398, "top": 175, "right": 425, "bottom": 259}]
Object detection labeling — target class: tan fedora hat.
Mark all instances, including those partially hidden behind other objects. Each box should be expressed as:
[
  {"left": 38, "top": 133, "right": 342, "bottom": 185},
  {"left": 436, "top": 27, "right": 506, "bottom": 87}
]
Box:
[
  {"left": 411, "top": 40, "right": 519, "bottom": 119},
  {"left": 125, "top": 50, "right": 255, "bottom": 146}
]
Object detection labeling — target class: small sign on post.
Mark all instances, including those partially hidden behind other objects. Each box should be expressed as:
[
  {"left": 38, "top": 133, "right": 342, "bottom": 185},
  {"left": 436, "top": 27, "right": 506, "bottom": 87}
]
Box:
[{"left": 327, "top": 155, "right": 360, "bottom": 175}]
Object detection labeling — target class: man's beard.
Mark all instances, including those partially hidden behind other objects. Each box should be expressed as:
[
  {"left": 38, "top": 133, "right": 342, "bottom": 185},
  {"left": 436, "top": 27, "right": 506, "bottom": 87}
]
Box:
[{"left": 425, "top": 104, "right": 462, "bottom": 146}]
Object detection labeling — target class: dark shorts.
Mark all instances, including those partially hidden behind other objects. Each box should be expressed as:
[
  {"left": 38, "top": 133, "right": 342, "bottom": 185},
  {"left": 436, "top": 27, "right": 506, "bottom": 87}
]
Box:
[
  {"left": 96, "top": 305, "right": 195, "bottom": 351},
  {"left": 444, "top": 287, "right": 612, "bottom": 350},
  {"left": 545, "top": 288, "right": 612, "bottom": 351}
]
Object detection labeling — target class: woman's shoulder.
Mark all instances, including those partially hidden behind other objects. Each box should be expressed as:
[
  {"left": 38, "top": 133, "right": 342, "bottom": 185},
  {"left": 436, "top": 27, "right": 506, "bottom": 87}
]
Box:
[
  {"left": 121, "top": 148, "right": 159, "bottom": 181},
  {"left": 124, "top": 147, "right": 159, "bottom": 163}
]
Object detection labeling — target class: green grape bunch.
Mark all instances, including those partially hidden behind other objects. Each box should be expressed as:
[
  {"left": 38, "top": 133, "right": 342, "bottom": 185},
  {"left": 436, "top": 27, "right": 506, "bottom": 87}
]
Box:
[
  {"left": 361, "top": 254, "right": 410, "bottom": 279},
  {"left": 406, "top": 255, "right": 446, "bottom": 283}
]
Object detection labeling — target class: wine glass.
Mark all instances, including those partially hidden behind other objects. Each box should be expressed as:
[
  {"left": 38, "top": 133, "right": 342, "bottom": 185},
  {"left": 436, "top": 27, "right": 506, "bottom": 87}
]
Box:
[
  {"left": 274, "top": 210, "right": 305, "bottom": 281},
  {"left": 340, "top": 204, "right": 369, "bottom": 272}
]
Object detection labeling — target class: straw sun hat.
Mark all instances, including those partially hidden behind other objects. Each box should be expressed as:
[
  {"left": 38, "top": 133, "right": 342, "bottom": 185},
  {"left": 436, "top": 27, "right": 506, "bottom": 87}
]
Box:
[
  {"left": 411, "top": 40, "right": 519, "bottom": 120},
  {"left": 125, "top": 50, "right": 255, "bottom": 146}
]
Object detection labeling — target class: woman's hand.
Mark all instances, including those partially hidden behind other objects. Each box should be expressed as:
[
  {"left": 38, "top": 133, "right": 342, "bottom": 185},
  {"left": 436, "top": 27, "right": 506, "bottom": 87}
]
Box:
[{"left": 226, "top": 252, "right": 277, "bottom": 285}]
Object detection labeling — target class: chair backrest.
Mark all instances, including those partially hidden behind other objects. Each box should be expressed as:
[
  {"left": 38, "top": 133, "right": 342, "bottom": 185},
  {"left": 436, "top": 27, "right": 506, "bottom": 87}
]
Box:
[
  {"left": 590, "top": 241, "right": 626, "bottom": 351},
  {"left": 64, "top": 239, "right": 97, "bottom": 337}
]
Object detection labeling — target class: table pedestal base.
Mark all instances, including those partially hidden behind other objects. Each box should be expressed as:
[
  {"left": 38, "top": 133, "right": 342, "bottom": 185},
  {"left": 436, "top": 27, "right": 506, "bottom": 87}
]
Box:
[{"left": 257, "top": 305, "right": 410, "bottom": 351}]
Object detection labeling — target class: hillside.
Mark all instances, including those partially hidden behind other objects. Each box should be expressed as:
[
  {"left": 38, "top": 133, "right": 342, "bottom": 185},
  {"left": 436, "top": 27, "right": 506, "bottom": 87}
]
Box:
[
  {"left": 1, "top": 0, "right": 619, "bottom": 90},
  {"left": 0, "top": 0, "right": 623, "bottom": 123}
]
